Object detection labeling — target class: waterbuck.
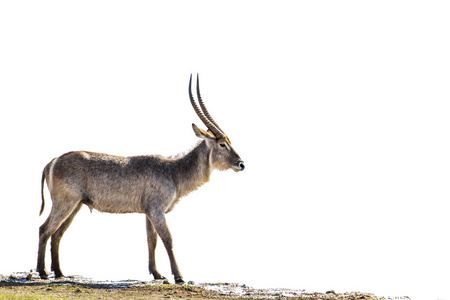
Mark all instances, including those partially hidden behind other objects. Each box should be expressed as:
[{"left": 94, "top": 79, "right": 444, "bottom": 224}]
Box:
[{"left": 37, "top": 74, "right": 245, "bottom": 284}]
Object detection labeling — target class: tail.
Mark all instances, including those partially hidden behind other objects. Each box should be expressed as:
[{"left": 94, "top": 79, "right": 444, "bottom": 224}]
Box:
[{"left": 40, "top": 169, "right": 46, "bottom": 216}]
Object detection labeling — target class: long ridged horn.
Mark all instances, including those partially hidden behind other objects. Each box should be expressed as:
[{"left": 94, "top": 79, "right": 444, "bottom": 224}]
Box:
[
  {"left": 196, "top": 74, "right": 225, "bottom": 135},
  {"left": 189, "top": 74, "right": 224, "bottom": 139}
]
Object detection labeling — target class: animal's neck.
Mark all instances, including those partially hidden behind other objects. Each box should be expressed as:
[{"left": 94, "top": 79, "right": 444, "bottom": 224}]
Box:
[{"left": 173, "top": 140, "right": 212, "bottom": 198}]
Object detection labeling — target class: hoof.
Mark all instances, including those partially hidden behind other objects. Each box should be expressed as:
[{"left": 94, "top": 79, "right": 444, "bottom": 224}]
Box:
[
  {"left": 38, "top": 270, "right": 49, "bottom": 280},
  {"left": 153, "top": 277, "right": 169, "bottom": 284},
  {"left": 153, "top": 275, "right": 166, "bottom": 280},
  {"left": 175, "top": 278, "right": 185, "bottom": 284}
]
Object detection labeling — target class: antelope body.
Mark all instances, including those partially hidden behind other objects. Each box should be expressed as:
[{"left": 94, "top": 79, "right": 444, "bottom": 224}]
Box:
[{"left": 37, "top": 75, "right": 244, "bottom": 283}]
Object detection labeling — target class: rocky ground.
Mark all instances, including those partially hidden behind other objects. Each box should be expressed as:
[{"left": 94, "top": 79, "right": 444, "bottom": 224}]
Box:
[{"left": 1, "top": 271, "right": 409, "bottom": 299}]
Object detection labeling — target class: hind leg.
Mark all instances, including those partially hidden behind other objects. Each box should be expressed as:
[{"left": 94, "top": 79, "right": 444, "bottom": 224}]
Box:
[
  {"left": 50, "top": 203, "right": 83, "bottom": 278},
  {"left": 37, "top": 200, "right": 81, "bottom": 279}
]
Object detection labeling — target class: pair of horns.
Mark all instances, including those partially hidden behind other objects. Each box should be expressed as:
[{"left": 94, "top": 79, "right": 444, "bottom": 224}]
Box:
[{"left": 189, "top": 74, "right": 225, "bottom": 139}]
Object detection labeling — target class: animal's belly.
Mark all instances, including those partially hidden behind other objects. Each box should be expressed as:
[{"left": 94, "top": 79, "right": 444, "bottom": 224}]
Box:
[
  {"left": 85, "top": 191, "right": 144, "bottom": 214},
  {"left": 92, "top": 199, "right": 143, "bottom": 213}
]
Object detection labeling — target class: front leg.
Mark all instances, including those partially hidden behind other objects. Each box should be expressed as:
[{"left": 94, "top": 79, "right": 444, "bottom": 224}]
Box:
[
  {"left": 147, "top": 210, "right": 184, "bottom": 284},
  {"left": 146, "top": 216, "right": 165, "bottom": 280}
]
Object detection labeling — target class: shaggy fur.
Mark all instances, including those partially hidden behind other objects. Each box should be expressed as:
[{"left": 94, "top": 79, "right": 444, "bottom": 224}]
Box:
[{"left": 37, "top": 127, "right": 244, "bottom": 283}]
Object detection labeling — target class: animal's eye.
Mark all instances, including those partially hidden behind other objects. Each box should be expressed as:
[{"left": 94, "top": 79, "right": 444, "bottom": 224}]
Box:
[{"left": 220, "top": 143, "right": 226, "bottom": 148}]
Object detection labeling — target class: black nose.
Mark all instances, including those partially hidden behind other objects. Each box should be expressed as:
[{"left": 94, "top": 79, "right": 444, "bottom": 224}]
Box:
[{"left": 239, "top": 162, "right": 245, "bottom": 171}]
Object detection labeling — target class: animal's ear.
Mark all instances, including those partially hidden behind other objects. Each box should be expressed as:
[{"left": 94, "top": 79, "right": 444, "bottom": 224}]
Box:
[{"left": 192, "top": 123, "right": 216, "bottom": 140}]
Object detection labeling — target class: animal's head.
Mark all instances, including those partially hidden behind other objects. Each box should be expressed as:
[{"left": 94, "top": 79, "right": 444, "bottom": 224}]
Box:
[{"left": 189, "top": 74, "right": 245, "bottom": 172}]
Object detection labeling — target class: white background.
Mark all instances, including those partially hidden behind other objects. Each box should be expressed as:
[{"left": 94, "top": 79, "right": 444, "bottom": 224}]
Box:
[{"left": 1, "top": 1, "right": 449, "bottom": 299}]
